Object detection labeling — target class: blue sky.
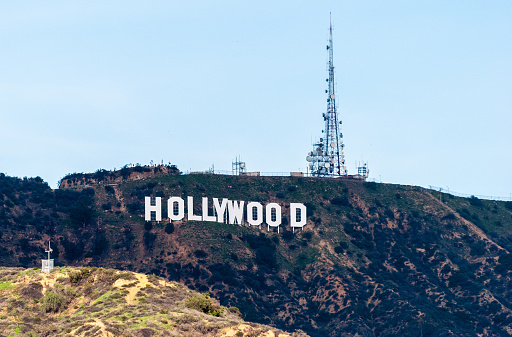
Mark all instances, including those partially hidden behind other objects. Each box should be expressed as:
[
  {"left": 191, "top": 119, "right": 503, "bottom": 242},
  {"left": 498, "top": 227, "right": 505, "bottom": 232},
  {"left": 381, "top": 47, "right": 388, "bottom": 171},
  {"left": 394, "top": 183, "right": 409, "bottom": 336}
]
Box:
[{"left": 1, "top": 1, "right": 511, "bottom": 198}]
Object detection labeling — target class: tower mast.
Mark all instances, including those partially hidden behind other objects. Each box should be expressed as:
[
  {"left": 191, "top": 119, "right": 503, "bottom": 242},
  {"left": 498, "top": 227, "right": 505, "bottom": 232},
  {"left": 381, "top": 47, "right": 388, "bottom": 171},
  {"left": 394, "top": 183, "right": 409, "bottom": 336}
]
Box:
[{"left": 307, "top": 14, "right": 347, "bottom": 176}]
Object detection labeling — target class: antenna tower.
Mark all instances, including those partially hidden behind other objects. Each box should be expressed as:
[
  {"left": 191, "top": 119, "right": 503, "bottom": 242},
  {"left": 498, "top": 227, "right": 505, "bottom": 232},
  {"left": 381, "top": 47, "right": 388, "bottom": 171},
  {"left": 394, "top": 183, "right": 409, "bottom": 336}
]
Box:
[
  {"left": 232, "top": 157, "right": 246, "bottom": 175},
  {"left": 307, "top": 14, "right": 347, "bottom": 177}
]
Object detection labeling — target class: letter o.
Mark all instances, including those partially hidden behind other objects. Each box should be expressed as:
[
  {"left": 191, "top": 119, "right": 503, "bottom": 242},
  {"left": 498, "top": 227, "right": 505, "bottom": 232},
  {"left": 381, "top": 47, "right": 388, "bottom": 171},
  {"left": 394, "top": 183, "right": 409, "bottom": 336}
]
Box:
[{"left": 168, "top": 197, "right": 185, "bottom": 221}]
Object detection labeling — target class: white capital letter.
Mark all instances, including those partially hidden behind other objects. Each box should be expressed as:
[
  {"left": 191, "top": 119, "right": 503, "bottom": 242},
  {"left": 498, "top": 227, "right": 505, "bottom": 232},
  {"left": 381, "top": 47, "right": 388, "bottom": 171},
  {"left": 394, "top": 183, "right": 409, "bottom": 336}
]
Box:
[
  {"left": 213, "top": 198, "right": 228, "bottom": 223},
  {"left": 247, "top": 202, "right": 263, "bottom": 228},
  {"left": 266, "top": 203, "right": 282, "bottom": 232},
  {"left": 145, "top": 197, "right": 161, "bottom": 221},
  {"left": 202, "top": 197, "right": 216, "bottom": 222},
  {"left": 227, "top": 200, "right": 245, "bottom": 225},
  {"left": 187, "top": 196, "right": 202, "bottom": 221},
  {"left": 167, "top": 197, "right": 184, "bottom": 221},
  {"left": 290, "top": 203, "right": 307, "bottom": 232}
]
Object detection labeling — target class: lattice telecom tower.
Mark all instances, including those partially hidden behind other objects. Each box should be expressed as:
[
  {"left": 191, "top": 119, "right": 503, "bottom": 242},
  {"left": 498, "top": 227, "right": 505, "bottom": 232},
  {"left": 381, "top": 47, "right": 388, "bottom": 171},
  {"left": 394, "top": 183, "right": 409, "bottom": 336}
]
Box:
[
  {"left": 307, "top": 14, "right": 347, "bottom": 177},
  {"left": 232, "top": 157, "right": 246, "bottom": 175}
]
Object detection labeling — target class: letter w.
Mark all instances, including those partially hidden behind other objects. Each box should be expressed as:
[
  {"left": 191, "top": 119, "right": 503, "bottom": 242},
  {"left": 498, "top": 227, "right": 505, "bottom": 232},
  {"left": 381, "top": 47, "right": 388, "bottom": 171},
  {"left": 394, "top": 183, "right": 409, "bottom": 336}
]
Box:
[{"left": 227, "top": 200, "right": 245, "bottom": 225}]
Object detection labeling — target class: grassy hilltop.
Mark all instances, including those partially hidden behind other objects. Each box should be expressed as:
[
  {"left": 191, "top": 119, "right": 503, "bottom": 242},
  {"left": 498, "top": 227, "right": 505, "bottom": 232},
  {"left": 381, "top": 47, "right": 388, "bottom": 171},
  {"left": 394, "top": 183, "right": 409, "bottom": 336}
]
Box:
[
  {"left": 0, "top": 266, "right": 306, "bottom": 336},
  {"left": 1, "top": 166, "right": 512, "bottom": 336}
]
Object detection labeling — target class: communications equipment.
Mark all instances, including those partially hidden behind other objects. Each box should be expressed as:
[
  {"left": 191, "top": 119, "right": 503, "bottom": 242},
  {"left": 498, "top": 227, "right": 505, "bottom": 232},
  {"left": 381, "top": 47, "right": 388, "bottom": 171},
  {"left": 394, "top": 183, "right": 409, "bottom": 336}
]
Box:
[{"left": 308, "top": 14, "right": 347, "bottom": 177}]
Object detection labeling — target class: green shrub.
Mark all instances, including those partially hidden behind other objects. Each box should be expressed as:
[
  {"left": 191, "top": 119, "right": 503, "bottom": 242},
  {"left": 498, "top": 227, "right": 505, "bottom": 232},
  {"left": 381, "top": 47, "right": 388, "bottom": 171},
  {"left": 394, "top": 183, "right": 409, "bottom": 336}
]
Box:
[
  {"left": 165, "top": 223, "right": 175, "bottom": 234},
  {"left": 69, "top": 271, "right": 81, "bottom": 284},
  {"left": 184, "top": 293, "right": 212, "bottom": 314},
  {"left": 143, "top": 232, "right": 157, "bottom": 251},
  {"left": 442, "top": 213, "right": 457, "bottom": 221},
  {"left": 469, "top": 196, "right": 484, "bottom": 207},
  {"left": 228, "top": 306, "right": 242, "bottom": 316},
  {"left": 384, "top": 208, "right": 395, "bottom": 220},
  {"left": 40, "top": 291, "right": 66, "bottom": 313},
  {"left": 302, "top": 232, "right": 312, "bottom": 241},
  {"left": 104, "top": 185, "right": 115, "bottom": 194},
  {"left": 282, "top": 231, "right": 293, "bottom": 242},
  {"left": 496, "top": 254, "right": 512, "bottom": 274},
  {"left": 69, "top": 268, "right": 91, "bottom": 284},
  {"left": 193, "top": 250, "right": 208, "bottom": 258},
  {"left": 93, "top": 234, "right": 109, "bottom": 256},
  {"left": 470, "top": 242, "right": 486, "bottom": 256},
  {"left": 331, "top": 196, "right": 350, "bottom": 207},
  {"left": 209, "top": 307, "right": 224, "bottom": 316},
  {"left": 458, "top": 208, "right": 471, "bottom": 221},
  {"left": 255, "top": 246, "right": 277, "bottom": 269}
]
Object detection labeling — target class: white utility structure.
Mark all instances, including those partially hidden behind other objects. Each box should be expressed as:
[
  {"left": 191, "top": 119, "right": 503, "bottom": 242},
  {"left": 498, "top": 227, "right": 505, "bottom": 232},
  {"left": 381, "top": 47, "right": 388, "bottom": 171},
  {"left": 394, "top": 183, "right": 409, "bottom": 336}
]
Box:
[{"left": 42, "top": 241, "right": 54, "bottom": 273}]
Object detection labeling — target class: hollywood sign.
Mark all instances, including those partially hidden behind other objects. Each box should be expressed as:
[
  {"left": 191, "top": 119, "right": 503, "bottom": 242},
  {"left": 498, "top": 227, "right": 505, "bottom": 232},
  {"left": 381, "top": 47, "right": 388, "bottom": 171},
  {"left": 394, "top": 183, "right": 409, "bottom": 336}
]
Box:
[{"left": 145, "top": 196, "right": 307, "bottom": 232}]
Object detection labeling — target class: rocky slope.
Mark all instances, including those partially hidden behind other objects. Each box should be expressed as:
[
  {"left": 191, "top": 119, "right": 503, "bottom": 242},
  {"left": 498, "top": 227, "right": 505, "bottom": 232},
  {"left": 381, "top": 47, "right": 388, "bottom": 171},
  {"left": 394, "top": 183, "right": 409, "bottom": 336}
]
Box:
[
  {"left": 0, "top": 266, "right": 306, "bottom": 336},
  {"left": 1, "top": 167, "right": 512, "bottom": 336}
]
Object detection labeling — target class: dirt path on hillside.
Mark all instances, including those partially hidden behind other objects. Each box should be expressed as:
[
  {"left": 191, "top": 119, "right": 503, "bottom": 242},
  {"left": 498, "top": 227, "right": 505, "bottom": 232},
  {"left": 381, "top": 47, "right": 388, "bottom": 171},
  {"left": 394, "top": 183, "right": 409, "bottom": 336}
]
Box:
[
  {"left": 40, "top": 271, "right": 68, "bottom": 294},
  {"left": 70, "top": 319, "right": 114, "bottom": 337},
  {"left": 113, "top": 273, "right": 150, "bottom": 305}
]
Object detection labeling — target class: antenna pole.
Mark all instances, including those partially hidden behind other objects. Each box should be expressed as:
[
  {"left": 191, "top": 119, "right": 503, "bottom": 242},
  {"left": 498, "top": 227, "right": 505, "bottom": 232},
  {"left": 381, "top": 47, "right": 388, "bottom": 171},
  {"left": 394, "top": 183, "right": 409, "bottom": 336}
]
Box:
[
  {"left": 326, "top": 13, "right": 346, "bottom": 176},
  {"left": 45, "top": 241, "right": 53, "bottom": 260},
  {"left": 43, "top": 241, "right": 54, "bottom": 273},
  {"left": 307, "top": 13, "right": 347, "bottom": 176}
]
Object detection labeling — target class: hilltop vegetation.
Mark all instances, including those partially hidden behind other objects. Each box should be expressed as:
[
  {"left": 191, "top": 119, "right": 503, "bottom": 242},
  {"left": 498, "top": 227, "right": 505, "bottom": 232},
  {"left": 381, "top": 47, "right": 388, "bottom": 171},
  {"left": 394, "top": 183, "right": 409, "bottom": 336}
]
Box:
[
  {"left": 0, "top": 266, "right": 306, "bottom": 336},
  {"left": 1, "top": 167, "right": 512, "bottom": 336}
]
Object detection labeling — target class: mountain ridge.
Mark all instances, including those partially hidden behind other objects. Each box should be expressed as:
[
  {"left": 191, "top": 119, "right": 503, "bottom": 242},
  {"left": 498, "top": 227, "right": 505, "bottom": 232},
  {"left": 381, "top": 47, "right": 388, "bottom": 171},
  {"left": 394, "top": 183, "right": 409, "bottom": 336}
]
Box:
[{"left": 1, "top": 167, "right": 512, "bottom": 336}]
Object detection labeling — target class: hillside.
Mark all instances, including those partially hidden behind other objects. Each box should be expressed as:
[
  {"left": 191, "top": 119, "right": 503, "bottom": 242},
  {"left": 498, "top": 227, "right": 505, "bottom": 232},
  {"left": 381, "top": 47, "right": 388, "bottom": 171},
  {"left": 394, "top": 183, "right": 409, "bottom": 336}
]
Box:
[
  {"left": 0, "top": 266, "right": 307, "bottom": 336},
  {"left": 1, "top": 167, "right": 512, "bottom": 336}
]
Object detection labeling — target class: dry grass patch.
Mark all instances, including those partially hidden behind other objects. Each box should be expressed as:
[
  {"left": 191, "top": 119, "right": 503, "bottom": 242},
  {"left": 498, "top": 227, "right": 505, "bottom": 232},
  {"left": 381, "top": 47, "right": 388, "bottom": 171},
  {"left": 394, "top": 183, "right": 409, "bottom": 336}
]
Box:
[{"left": 0, "top": 267, "right": 309, "bottom": 337}]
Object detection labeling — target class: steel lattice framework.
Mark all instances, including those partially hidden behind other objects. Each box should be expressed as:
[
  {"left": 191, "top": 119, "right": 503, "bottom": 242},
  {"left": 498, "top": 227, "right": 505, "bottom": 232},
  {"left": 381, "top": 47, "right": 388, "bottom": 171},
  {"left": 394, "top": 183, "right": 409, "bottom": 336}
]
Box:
[{"left": 307, "top": 15, "right": 347, "bottom": 177}]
